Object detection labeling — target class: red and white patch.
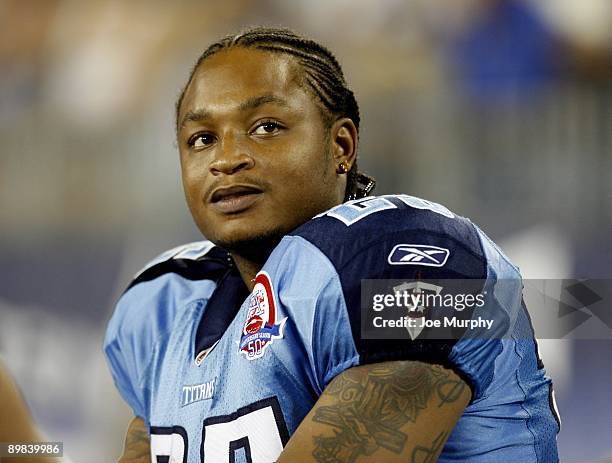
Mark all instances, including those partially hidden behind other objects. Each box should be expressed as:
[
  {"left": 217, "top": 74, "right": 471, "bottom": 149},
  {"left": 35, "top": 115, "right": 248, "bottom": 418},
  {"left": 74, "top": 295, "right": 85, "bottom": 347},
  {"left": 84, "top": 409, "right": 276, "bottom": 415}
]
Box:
[{"left": 239, "top": 271, "right": 286, "bottom": 360}]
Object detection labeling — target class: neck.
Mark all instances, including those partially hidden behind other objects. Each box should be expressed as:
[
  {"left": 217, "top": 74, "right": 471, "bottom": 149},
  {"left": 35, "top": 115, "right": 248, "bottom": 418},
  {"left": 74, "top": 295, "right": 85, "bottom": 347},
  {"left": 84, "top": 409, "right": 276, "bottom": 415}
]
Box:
[
  {"left": 230, "top": 253, "right": 264, "bottom": 291},
  {"left": 227, "top": 236, "right": 281, "bottom": 291}
]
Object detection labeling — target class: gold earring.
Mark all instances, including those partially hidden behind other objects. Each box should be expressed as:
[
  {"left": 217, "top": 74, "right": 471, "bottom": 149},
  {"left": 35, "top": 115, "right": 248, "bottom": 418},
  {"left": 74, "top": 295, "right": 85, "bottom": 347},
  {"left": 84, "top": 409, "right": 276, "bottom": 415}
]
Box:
[{"left": 337, "top": 161, "right": 350, "bottom": 174}]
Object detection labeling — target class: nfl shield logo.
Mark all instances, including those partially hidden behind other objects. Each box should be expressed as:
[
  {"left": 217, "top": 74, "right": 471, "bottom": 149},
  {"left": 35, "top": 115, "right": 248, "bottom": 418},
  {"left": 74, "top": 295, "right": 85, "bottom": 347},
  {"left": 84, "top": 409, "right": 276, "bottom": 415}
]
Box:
[{"left": 393, "top": 281, "right": 443, "bottom": 340}]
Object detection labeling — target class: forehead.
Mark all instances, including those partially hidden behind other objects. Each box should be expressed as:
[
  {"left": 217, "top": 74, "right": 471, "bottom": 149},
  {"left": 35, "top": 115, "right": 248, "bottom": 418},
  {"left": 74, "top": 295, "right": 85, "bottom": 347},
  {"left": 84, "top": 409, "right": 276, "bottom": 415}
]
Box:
[{"left": 180, "top": 47, "right": 306, "bottom": 118}]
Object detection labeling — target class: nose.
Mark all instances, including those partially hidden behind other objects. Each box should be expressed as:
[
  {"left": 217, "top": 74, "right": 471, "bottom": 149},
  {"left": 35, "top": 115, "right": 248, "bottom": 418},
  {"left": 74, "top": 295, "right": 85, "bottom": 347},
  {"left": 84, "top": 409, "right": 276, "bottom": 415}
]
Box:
[{"left": 209, "top": 132, "right": 254, "bottom": 176}]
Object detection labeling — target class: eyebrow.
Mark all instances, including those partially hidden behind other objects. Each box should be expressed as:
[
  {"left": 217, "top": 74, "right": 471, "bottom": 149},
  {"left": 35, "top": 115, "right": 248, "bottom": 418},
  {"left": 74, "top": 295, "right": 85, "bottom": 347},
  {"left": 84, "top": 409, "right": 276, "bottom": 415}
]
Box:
[
  {"left": 239, "top": 94, "right": 289, "bottom": 111},
  {"left": 179, "top": 94, "right": 290, "bottom": 129}
]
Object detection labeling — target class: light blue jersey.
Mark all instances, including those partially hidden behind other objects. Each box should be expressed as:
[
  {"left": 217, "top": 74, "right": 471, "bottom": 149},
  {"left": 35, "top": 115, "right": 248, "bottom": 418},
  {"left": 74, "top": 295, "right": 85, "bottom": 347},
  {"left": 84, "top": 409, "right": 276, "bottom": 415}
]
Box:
[{"left": 104, "top": 194, "right": 559, "bottom": 462}]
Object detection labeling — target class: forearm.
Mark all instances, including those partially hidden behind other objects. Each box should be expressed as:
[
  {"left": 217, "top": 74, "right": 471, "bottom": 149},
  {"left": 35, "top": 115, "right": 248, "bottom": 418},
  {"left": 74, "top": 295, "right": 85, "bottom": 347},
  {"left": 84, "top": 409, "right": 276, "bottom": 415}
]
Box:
[
  {"left": 117, "top": 416, "right": 150, "bottom": 463},
  {"left": 0, "top": 363, "right": 63, "bottom": 463},
  {"left": 277, "top": 360, "right": 471, "bottom": 463}
]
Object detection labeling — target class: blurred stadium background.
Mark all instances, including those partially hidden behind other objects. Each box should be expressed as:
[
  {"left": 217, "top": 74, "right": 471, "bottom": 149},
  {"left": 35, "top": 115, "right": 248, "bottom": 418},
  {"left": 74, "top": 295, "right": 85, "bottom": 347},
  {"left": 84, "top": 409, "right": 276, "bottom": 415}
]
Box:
[{"left": 0, "top": 0, "right": 611, "bottom": 461}]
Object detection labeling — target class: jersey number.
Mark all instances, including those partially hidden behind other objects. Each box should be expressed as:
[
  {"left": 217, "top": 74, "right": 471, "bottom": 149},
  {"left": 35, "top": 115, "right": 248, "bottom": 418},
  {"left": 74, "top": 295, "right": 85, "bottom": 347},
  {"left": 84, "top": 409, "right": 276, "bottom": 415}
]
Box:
[
  {"left": 321, "top": 194, "right": 454, "bottom": 226},
  {"left": 150, "top": 397, "right": 289, "bottom": 463}
]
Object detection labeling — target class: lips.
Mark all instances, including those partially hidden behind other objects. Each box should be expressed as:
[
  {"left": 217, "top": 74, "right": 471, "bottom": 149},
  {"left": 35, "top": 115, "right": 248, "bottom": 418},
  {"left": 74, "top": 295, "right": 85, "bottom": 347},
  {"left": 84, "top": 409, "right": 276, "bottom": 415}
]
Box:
[{"left": 209, "top": 184, "right": 263, "bottom": 214}]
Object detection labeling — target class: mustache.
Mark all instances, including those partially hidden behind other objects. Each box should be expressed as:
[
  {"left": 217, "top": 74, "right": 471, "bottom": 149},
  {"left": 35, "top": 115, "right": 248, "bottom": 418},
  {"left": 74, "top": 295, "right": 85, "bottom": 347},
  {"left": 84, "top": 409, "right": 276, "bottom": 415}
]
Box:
[{"left": 203, "top": 176, "right": 270, "bottom": 202}]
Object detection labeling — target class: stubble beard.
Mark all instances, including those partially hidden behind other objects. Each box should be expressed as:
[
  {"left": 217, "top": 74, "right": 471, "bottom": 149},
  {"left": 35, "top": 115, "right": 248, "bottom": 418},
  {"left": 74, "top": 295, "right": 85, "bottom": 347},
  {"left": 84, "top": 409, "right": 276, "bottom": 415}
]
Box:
[{"left": 213, "top": 225, "right": 287, "bottom": 265}]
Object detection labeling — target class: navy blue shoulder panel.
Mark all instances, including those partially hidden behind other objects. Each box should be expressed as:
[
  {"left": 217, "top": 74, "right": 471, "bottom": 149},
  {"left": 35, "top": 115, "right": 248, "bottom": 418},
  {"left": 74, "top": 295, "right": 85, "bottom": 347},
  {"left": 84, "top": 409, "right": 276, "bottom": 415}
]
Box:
[
  {"left": 125, "top": 245, "right": 231, "bottom": 293},
  {"left": 290, "top": 195, "right": 488, "bottom": 368},
  {"left": 292, "top": 195, "right": 484, "bottom": 279}
]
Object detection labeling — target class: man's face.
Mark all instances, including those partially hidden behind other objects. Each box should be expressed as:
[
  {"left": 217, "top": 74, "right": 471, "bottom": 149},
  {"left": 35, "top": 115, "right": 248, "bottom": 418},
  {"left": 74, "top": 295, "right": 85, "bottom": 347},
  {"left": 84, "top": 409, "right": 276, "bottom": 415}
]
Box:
[{"left": 177, "top": 47, "right": 347, "bottom": 249}]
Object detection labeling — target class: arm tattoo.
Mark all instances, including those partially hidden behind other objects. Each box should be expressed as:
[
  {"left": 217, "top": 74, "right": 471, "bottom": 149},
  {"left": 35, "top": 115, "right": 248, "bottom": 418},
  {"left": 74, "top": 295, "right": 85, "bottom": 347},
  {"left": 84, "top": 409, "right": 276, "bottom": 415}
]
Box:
[
  {"left": 411, "top": 431, "right": 449, "bottom": 463},
  {"left": 311, "top": 362, "right": 463, "bottom": 463},
  {"left": 435, "top": 374, "right": 466, "bottom": 408}
]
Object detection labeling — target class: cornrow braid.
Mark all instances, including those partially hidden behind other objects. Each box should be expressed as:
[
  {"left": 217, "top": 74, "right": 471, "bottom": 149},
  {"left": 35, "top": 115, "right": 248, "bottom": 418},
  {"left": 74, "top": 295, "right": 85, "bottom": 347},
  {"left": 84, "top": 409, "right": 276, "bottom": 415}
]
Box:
[{"left": 175, "top": 26, "right": 375, "bottom": 201}]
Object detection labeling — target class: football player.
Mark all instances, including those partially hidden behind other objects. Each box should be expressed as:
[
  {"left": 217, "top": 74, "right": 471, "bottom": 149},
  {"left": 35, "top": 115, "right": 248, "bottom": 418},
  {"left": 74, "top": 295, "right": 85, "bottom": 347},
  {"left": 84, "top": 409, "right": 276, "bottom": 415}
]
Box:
[{"left": 104, "top": 27, "right": 560, "bottom": 462}]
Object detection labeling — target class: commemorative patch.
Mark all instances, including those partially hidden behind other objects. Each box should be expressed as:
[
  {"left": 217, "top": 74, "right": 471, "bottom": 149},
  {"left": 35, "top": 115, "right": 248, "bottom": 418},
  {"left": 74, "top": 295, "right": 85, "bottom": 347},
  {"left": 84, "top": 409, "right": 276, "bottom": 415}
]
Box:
[{"left": 239, "top": 271, "right": 286, "bottom": 360}]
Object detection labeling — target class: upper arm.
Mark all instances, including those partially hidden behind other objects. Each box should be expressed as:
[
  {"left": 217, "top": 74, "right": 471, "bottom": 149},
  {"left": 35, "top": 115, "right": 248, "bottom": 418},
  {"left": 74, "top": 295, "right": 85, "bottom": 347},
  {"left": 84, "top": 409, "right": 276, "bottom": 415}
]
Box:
[
  {"left": 281, "top": 197, "right": 511, "bottom": 399},
  {"left": 278, "top": 360, "right": 471, "bottom": 463}
]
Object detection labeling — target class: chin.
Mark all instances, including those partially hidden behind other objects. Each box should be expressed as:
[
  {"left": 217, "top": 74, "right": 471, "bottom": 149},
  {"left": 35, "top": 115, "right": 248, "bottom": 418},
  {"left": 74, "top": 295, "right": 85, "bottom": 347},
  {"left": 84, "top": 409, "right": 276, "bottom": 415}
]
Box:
[
  {"left": 198, "top": 205, "right": 308, "bottom": 255},
  {"left": 204, "top": 221, "right": 286, "bottom": 253}
]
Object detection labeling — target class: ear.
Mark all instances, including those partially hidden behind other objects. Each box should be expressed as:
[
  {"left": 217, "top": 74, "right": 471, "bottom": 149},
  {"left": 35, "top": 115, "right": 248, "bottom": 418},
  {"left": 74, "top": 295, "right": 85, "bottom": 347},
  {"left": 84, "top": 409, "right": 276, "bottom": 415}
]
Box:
[{"left": 330, "top": 117, "right": 358, "bottom": 169}]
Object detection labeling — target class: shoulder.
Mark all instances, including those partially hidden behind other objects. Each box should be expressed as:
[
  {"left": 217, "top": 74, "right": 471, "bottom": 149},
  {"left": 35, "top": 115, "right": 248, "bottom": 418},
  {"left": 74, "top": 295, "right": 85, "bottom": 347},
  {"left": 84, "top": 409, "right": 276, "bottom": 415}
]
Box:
[
  {"left": 104, "top": 240, "right": 230, "bottom": 357},
  {"left": 289, "top": 194, "right": 491, "bottom": 280},
  {"left": 103, "top": 240, "right": 232, "bottom": 420},
  {"left": 126, "top": 240, "right": 229, "bottom": 292},
  {"left": 268, "top": 193, "right": 523, "bottom": 297}
]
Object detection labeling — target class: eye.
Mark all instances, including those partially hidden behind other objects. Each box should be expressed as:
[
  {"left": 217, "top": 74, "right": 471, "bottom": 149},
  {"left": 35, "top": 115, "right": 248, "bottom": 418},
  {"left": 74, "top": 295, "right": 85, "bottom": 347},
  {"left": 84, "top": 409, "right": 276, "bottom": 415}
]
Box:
[
  {"left": 251, "top": 120, "right": 283, "bottom": 136},
  {"left": 187, "top": 133, "right": 216, "bottom": 149}
]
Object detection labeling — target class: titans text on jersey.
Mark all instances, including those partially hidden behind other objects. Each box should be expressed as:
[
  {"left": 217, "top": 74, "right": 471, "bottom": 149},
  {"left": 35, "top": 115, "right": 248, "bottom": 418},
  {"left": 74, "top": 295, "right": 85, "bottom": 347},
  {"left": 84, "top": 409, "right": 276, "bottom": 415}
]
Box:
[{"left": 104, "top": 194, "right": 560, "bottom": 463}]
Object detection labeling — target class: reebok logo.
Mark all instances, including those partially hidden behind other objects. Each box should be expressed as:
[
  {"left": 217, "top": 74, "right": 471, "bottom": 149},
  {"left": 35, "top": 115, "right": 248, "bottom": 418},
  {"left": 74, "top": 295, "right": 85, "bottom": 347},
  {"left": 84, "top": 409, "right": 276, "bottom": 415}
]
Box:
[{"left": 387, "top": 244, "right": 450, "bottom": 267}]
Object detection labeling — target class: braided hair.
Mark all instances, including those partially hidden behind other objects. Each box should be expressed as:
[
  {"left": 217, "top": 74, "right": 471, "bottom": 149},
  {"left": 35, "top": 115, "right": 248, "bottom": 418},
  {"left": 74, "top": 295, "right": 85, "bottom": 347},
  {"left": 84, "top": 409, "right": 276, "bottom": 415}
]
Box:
[{"left": 175, "top": 26, "right": 375, "bottom": 201}]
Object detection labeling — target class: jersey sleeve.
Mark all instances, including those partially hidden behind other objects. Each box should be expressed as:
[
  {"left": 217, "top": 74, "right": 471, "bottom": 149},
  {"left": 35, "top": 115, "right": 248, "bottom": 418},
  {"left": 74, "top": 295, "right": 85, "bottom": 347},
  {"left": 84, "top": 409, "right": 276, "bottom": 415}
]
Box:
[
  {"left": 264, "top": 195, "right": 524, "bottom": 400},
  {"left": 103, "top": 241, "right": 219, "bottom": 423},
  {"left": 447, "top": 221, "right": 525, "bottom": 398},
  {"left": 104, "top": 290, "right": 154, "bottom": 420}
]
